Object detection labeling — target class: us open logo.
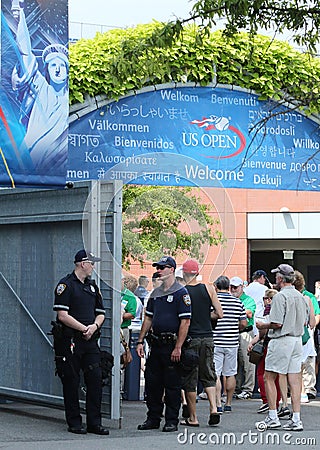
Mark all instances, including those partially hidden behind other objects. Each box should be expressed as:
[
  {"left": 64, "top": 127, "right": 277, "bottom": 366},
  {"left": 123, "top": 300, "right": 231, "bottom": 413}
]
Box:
[{"left": 182, "top": 115, "right": 246, "bottom": 159}]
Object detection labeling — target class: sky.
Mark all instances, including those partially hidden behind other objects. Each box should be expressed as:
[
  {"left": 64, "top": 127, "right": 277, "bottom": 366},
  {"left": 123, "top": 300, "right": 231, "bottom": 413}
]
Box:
[
  {"left": 68, "top": 0, "right": 309, "bottom": 51},
  {"left": 69, "top": 0, "right": 195, "bottom": 39}
]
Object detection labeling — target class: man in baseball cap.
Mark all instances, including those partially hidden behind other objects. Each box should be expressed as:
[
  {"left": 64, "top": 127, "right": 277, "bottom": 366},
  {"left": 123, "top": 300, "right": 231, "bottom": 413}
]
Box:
[
  {"left": 229, "top": 276, "right": 243, "bottom": 287},
  {"left": 53, "top": 248, "right": 107, "bottom": 435},
  {"left": 271, "top": 264, "right": 294, "bottom": 276},
  {"left": 180, "top": 259, "right": 223, "bottom": 427},
  {"left": 255, "top": 262, "right": 308, "bottom": 432},
  {"left": 244, "top": 269, "right": 270, "bottom": 323},
  {"left": 152, "top": 256, "right": 176, "bottom": 270},
  {"left": 136, "top": 255, "right": 191, "bottom": 432},
  {"left": 182, "top": 259, "right": 199, "bottom": 275},
  {"left": 74, "top": 250, "right": 101, "bottom": 264}
]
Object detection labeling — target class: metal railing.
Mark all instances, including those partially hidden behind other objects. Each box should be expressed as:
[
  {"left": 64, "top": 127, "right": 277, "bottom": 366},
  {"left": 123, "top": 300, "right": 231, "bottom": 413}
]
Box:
[{"left": 69, "top": 21, "right": 124, "bottom": 40}]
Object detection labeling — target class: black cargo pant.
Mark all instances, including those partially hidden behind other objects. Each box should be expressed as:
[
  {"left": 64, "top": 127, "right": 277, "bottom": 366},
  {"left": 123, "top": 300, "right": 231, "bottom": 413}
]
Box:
[
  {"left": 144, "top": 342, "right": 181, "bottom": 426},
  {"left": 54, "top": 337, "right": 102, "bottom": 429}
]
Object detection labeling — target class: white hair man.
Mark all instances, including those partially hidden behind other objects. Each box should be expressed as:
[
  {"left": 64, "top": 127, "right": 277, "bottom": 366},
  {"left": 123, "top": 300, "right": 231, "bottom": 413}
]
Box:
[{"left": 255, "top": 264, "right": 309, "bottom": 432}]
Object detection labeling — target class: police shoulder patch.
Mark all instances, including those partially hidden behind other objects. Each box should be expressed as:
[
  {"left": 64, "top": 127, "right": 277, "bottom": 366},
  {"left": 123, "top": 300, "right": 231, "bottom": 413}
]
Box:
[
  {"left": 56, "top": 284, "right": 67, "bottom": 295},
  {"left": 183, "top": 294, "right": 191, "bottom": 306}
]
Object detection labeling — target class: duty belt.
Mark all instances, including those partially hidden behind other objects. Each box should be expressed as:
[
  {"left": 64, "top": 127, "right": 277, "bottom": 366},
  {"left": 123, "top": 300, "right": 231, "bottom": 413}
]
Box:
[{"left": 147, "top": 332, "right": 177, "bottom": 345}]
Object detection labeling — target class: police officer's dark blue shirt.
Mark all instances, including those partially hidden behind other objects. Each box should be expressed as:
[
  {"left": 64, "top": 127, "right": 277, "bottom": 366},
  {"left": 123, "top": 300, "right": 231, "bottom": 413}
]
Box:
[
  {"left": 53, "top": 272, "right": 105, "bottom": 325},
  {"left": 145, "top": 281, "right": 191, "bottom": 334}
]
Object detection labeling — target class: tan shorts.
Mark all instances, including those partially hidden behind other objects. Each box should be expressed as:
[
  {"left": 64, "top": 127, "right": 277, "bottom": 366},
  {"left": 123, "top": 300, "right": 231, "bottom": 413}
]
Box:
[
  {"left": 265, "top": 335, "right": 302, "bottom": 374},
  {"left": 181, "top": 337, "right": 217, "bottom": 392}
]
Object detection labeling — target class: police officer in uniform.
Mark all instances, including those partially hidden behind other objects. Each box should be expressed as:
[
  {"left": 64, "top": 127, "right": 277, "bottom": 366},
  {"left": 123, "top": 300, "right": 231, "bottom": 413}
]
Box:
[
  {"left": 53, "top": 249, "right": 109, "bottom": 435},
  {"left": 136, "top": 256, "right": 191, "bottom": 432}
]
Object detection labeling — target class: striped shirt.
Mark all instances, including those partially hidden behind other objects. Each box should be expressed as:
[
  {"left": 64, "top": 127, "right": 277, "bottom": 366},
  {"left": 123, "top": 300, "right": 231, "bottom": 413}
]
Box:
[{"left": 213, "top": 292, "right": 246, "bottom": 347}]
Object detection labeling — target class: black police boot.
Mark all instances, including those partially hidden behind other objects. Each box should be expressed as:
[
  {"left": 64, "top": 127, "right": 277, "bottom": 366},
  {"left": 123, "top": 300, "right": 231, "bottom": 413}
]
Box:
[
  {"left": 162, "top": 423, "right": 178, "bottom": 432},
  {"left": 68, "top": 426, "right": 87, "bottom": 434},
  {"left": 87, "top": 425, "right": 110, "bottom": 435},
  {"left": 137, "top": 420, "right": 160, "bottom": 430}
]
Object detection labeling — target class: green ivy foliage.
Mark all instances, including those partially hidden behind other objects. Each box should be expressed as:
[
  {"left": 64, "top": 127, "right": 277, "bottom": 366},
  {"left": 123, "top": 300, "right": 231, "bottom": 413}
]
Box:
[{"left": 69, "top": 23, "right": 320, "bottom": 114}]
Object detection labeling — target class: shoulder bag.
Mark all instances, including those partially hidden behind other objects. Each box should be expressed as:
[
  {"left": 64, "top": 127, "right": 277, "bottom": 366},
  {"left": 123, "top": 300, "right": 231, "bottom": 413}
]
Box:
[{"left": 249, "top": 340, "right": 264, "bottom": 365}]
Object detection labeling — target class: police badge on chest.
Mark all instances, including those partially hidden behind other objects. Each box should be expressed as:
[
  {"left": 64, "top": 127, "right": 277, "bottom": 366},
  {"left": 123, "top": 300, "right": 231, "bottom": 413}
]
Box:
[{"left": 167, "top": 295, "right": 173, "bottom": 303}]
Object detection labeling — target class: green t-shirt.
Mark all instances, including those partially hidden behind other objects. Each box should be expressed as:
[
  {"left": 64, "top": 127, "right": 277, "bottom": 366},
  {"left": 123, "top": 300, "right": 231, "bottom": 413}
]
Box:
[
  {"left": 121, "top": 288, "right": 137, "bottom": 329},
  {"left": 240, "top": 292, "right": 256, "bottom": 327},
  {"left": 302, "top": 289, "right": 320, "bottom": 315}
]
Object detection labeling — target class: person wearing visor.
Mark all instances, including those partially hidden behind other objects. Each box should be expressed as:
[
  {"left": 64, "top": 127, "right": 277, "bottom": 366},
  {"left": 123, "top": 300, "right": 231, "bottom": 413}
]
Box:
[
  {"left": 53, "top": 249, "right": 109, "bottom": 436},
  {"left": 136, "top": 256, "right": 191, "bottom": 433}
]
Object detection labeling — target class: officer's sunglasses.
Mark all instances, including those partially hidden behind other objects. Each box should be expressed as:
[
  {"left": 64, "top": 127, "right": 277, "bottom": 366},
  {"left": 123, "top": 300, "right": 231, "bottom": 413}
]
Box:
[
  {"left": 83, "top": 260, "right": 95, "bottom": 266},
  {"left": 156, "top": 265, "right": 171, "bottom": 270}
]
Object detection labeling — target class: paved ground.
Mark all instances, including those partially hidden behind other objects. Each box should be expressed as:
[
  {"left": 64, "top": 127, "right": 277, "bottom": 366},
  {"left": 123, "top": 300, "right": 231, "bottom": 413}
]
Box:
[{"left": 0, "top": 396, "right": 319, "bottom": 449}]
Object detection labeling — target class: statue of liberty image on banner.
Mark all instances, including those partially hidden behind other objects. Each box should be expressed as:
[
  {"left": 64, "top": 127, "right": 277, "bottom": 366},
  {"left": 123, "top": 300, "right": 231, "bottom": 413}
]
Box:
[{"left": 0, "top": 0, "right": 69, "bottom": 188}]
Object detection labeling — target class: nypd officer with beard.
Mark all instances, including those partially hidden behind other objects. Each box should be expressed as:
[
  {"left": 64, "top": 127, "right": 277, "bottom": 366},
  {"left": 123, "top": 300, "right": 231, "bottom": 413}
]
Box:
[
  {"left": 53, "top": 250, "right": 109, "bottom": 435},
  {"left": 136, "top": 256, "right": 191, "bottom": 432}
]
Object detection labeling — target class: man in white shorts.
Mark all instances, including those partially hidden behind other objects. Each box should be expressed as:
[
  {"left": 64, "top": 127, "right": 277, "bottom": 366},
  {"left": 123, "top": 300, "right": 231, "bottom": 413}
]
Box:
[
  {"left": 213, "top": 276, "right": 247, "bottom": 413},
  {"left": 255, "top": 264, "right": 308, "bottom": 432}
]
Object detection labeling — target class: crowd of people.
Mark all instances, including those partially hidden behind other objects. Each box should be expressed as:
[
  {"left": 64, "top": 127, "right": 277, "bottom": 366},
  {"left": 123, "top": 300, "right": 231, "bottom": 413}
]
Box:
[
  {"left": 134, "top": 258, "right": 320, "bottom": 433},
  {"left": 51, "top": 250, "right": 320, "bottom": 436}
]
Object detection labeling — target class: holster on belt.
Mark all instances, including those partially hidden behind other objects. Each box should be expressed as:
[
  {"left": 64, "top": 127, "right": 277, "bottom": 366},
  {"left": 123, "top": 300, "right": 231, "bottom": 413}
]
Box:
[{"left": 146, "top": 332, "right": 177, "bottom": 345}]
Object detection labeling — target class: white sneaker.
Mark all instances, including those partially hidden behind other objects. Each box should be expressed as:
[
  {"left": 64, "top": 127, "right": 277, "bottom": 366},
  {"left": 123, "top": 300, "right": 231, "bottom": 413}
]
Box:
[
  {"left": 198, "top": 392, "right": 208, "bottom": 400},
  {"left": 236, "top": 391, "right": 252, "bottom": 399},
  {"left": 282, "top": 419, "right": 303, "bottom": 431},
  {"left": 255, "top": 416, "right": 281, "bottom": 431},
  {"left": 300, "top": 394, "right": 309, "bottom": 403}
]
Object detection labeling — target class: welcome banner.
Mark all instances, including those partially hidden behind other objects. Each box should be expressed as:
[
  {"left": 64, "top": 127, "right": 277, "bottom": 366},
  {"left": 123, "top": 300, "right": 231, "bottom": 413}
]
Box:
[
  {"left": 69, "top": 86, "right": 320, "bottom": 191},
  {"left": 0, "top": 0, "right": 68, "bottom": 188}
]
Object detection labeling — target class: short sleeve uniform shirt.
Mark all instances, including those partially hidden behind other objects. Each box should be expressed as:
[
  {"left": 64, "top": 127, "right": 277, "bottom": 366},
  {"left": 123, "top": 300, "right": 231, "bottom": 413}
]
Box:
[
  {"left": 145, "top": 281, "right": 191, "bottom": 334},
  {"left": 53, "top": 272, "right": 105, "bottom": 325}
]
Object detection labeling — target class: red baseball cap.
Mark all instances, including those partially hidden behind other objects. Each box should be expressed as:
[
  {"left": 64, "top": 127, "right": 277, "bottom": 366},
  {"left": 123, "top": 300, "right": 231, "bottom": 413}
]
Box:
[{"left": 182, "top": 259, "right": 199, "bottom": 274}]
